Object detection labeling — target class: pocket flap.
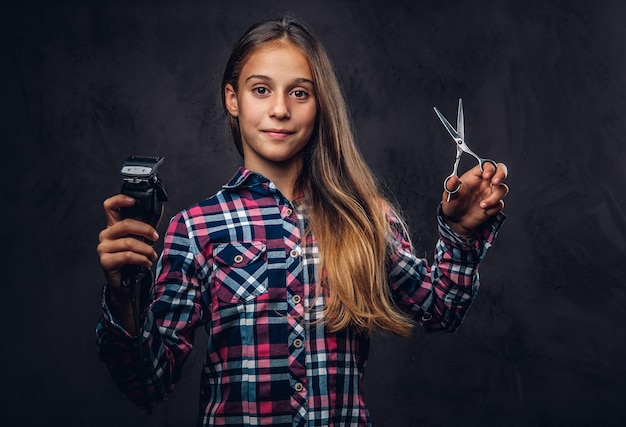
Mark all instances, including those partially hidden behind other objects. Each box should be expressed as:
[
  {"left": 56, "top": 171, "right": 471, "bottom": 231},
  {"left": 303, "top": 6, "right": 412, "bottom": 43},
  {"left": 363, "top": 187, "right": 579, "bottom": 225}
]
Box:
[{"left": 214, "top": 241, "right": 266, "bottom": 267}]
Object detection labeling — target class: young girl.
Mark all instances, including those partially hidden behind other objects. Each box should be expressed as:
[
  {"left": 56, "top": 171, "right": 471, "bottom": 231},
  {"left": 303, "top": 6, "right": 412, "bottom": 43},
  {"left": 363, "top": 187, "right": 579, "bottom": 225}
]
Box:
[{"left": 96, "top": 15, "right": 508, "bottom": 426}]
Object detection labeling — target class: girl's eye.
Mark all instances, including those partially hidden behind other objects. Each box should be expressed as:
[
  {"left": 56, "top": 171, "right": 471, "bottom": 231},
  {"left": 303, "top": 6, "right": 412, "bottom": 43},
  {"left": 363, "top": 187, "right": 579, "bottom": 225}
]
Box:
[
  {"left": 291, "top": 90, "right": 309, "bottom": 99},
  {"left": 253, "top": 87, "right": 269, "bottom": 96}
]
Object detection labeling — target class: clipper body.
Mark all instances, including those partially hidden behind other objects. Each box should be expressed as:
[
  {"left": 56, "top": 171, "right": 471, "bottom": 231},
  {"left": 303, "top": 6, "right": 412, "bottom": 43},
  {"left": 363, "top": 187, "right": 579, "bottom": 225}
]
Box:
[{"left": 118, "top": 155, "right": 168, "bottom": 286}]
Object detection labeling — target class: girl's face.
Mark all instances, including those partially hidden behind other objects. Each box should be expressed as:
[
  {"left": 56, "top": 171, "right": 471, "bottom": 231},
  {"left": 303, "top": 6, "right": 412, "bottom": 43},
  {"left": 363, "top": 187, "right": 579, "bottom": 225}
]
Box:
[{"left": 224, "top": 42, "right": 317, "bottom": 176}]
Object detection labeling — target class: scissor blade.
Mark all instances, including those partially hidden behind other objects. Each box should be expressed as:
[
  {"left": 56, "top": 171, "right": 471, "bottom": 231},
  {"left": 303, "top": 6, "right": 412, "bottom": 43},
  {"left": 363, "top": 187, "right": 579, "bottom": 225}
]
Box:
[
  {"left": 433, "top": 107, "right": 461, "bottom": 142},
  {"left": 457, "top": 98, "right": 464, "bottom": 141}
]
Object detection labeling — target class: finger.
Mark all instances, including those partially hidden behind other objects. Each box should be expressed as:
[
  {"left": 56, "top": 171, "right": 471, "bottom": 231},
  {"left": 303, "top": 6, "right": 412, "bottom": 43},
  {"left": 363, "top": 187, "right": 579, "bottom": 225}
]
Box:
[
  {"left": 444, "top": 174, "right": 461, "bottom": 194},
  {"left": 98, "top": 235, "right": 159, "bottom": 258},
  {"left": 481, "top": 162, "right": 497, "bottom": 180},
  {"left": 99, "top": 250, "right": 155, "bottom": 269},
  {"left": 479, "top": 183, "right": 509, "bottom": 209},
  {"left": 491, "top": 162, "right": 508, "bottom": 185},
  {"left": 481, "top": 199, "right": 505, "bottom": 217},
  {"left": 98, "top": 237, "right": 158, "bottom": 267},
  {"left": 99, "top": 218, "right": 159, "bottom": 243},
  {"left": 103, "top": 194, "right": 137, "bottom": 226}
]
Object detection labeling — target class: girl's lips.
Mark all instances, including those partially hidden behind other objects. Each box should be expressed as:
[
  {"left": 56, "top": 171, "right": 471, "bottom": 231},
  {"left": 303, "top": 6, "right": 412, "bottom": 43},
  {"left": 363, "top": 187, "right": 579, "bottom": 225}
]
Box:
[{"left": 262, "top": 129, "right": 296, "bottom": 139}]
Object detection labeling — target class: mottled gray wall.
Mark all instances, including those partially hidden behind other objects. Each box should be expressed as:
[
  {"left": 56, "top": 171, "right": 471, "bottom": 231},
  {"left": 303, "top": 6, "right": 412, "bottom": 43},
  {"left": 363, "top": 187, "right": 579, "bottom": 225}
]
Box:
[{"left": 2, "top": 0, "right": 626, "bottom": 426}]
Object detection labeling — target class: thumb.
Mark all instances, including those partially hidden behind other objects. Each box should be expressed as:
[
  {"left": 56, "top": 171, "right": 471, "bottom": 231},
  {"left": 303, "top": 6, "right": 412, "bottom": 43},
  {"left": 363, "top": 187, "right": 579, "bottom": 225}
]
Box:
[{"left": 444, "top": 175, "right": 461, "bottom": 194}]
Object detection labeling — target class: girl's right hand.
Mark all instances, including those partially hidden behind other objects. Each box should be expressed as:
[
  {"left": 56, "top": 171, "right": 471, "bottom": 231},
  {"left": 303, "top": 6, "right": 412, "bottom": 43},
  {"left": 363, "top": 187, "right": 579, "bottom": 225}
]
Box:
[{"left": 97, "top": 194, "right": 159, "bottom": 291}]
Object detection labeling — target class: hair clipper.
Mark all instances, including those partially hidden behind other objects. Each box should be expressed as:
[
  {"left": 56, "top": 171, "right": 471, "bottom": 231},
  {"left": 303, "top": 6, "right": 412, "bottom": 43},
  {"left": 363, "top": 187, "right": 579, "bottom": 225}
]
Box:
[
  {"left": 117, "top": 155, "right": 167, "bottom": 414},
  {"left": 119, "top": 155, "right": 168, "bottom": 286}
]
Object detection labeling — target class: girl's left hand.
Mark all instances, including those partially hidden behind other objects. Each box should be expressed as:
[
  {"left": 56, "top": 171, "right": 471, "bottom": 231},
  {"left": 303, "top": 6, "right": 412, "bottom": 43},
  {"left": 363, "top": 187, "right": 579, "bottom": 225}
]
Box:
[{"left": 441, "top": 162, "right": 509, "bottom": 236}]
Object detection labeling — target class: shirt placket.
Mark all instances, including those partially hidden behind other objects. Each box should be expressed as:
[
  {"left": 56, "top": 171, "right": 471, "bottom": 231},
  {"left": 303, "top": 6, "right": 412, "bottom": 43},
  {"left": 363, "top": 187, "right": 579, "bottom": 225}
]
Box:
[{"left": 281, "top": 202, "right": 309, "bottom": 424}]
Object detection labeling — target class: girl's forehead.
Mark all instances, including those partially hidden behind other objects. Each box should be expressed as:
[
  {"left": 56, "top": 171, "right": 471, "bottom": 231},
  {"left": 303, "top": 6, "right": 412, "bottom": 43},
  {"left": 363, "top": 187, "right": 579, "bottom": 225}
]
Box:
[{"left": 240, "top": 41, "right": 312, "bottom": 78}]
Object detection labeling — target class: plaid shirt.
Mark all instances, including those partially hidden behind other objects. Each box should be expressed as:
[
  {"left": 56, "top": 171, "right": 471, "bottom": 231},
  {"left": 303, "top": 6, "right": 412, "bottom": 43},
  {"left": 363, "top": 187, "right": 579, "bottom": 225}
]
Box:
[{"left": 97, "top": 167, "right": 505, "bottom": 426}]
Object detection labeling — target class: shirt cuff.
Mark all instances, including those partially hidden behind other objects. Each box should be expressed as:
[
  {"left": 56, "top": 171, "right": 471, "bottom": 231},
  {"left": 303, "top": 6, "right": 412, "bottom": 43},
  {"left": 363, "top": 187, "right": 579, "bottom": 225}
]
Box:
[
  {"left": 437, "top": 204, "right": 506, "bottom": 256},
  {"left": 100, "top": 283, "right": 137, "bottom": 340}
]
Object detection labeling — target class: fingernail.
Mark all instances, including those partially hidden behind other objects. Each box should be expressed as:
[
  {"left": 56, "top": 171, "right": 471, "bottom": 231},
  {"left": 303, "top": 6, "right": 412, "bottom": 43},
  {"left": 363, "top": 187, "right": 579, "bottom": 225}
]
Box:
[{"left": 480, "top": 202, "right": 487, "bottom": 208}]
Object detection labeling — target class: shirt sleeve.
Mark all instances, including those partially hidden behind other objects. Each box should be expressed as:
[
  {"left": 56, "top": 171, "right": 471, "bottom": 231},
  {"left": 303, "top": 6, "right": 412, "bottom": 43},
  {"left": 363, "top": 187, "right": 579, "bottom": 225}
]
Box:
[
  {"left": 95, "top": 210, "right": 208, "bottom": 408},
  {"left": 386, "top": 204, "right": 506, "bottom": 331}
]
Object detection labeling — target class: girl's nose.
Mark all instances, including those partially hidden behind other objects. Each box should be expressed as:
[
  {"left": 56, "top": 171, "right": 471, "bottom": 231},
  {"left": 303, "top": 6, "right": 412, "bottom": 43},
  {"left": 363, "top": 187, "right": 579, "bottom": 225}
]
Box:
[{"left": 269, "top": 94, "right": 290, "bottom": 120}]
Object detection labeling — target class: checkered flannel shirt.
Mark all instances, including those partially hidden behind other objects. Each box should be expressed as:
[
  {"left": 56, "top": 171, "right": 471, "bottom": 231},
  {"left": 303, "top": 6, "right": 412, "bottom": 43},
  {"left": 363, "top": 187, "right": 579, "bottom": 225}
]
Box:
[{"left": 96, "top": 167, "right": 505, "bottom": 426}]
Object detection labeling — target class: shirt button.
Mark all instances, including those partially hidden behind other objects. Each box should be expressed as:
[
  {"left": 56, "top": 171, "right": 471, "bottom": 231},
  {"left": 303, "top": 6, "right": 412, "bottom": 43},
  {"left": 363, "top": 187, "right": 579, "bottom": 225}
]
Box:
[
  {"left": 294, "top": 338, "right": 303, "bottom": 349},
  {"left": 294, "top": 382, "right": 304, "bottom": 392},
  {"left": 233, "top": 254, "right": 244, "bottom": 264},
  {"left": 292, "top": 295, "right": 302, "bottom": 304},
  {"left": 285, "top": 208, "right": 293, "bottom": 217},
  {"left": 290, "top": 249, "right": 300, "bottom": 258}
]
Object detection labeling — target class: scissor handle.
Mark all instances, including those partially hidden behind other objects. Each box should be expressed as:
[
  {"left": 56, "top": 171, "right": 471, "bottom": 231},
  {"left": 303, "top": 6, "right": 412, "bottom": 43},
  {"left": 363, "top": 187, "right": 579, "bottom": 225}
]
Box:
[
  {"left": 443, "top": 174, "right": 461, "bottom": 202},
  {"left": 478, "top": 158, "right": 498, "bottom": 173}
]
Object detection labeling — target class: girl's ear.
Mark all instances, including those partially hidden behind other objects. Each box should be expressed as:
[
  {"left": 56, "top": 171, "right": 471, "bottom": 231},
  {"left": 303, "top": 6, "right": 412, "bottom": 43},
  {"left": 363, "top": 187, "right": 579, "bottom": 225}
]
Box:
[{"left": 224, "top": 84, "right": 239, "bottom": 117}]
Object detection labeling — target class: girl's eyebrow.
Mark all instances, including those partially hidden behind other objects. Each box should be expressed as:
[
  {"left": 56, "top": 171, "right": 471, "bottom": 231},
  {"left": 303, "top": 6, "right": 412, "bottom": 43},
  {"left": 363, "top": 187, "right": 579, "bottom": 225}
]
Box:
[{"left": 245, "top": 74, "right": 314, "bottom": 86}]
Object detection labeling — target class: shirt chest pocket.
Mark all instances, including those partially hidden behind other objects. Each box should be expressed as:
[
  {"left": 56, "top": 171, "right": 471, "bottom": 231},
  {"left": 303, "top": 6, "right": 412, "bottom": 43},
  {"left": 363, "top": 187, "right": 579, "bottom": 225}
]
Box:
[{"left": 212, "top": 241, "right": 268, "bottom": 304}]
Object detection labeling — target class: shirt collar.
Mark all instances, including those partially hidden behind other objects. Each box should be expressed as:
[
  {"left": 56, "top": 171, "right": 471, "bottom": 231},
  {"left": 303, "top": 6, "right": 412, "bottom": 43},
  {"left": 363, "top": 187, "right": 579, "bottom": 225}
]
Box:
[
  {"left": 222, "top": 167, "right": 305, "bottom": 203},
  {"left": 222, "top": 167, "right": 283, "bottom": 199},
  {"left": 222, "top": 167, "right": 269, "bottom": 190}
]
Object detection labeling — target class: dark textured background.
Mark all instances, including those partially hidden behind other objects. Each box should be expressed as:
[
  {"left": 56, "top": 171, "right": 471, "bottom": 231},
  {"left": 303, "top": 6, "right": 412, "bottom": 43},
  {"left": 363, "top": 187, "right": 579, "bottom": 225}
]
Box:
[{"left": 2, "top": 1, "right": 626, "bottom": 426}]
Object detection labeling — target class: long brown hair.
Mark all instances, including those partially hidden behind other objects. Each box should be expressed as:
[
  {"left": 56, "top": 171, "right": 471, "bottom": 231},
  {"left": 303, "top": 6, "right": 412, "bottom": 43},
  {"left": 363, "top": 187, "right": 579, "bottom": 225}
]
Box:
[{"left": 221, "top": 14, "right": 414, "bottom": 336}]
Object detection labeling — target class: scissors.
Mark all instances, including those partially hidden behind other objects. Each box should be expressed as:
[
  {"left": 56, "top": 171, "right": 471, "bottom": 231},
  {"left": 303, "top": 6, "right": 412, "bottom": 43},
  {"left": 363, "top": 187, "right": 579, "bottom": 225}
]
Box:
[{"left": 433, "top": 98, "right": 497, "bottom": 202}]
